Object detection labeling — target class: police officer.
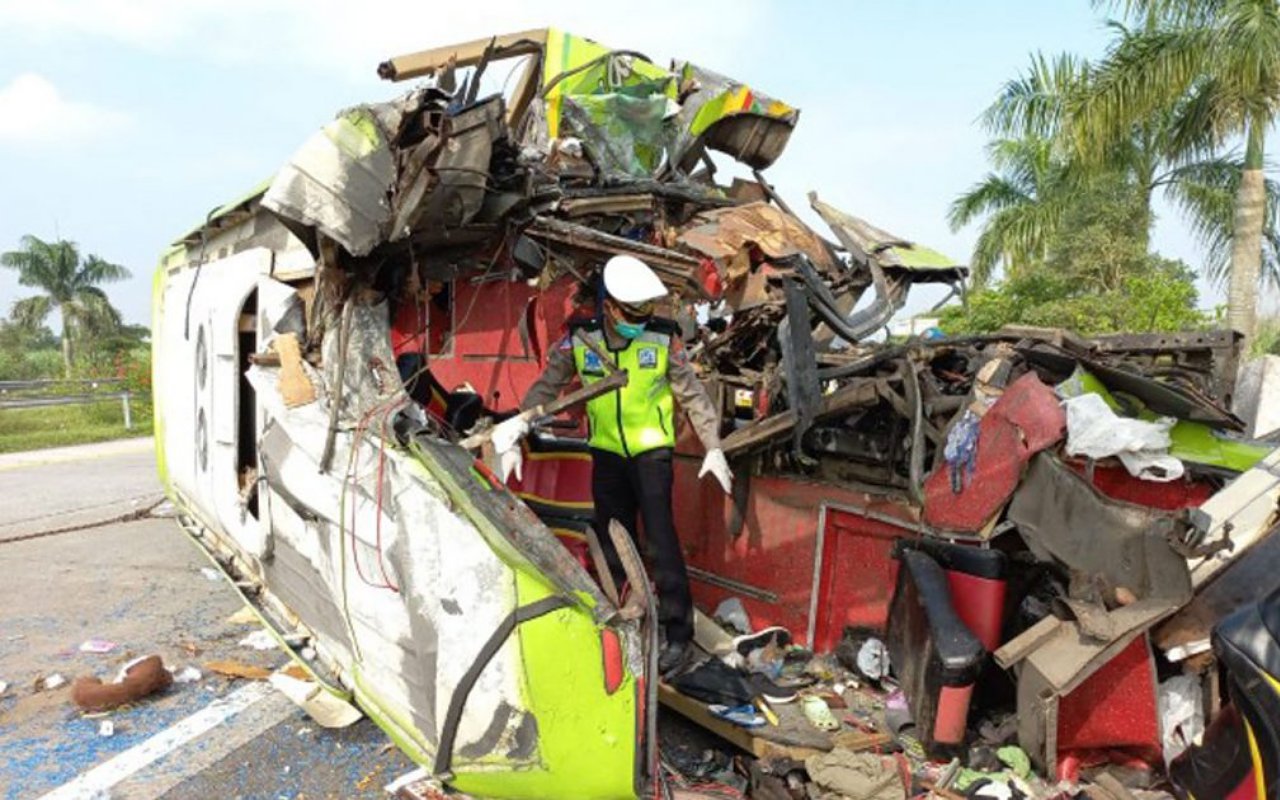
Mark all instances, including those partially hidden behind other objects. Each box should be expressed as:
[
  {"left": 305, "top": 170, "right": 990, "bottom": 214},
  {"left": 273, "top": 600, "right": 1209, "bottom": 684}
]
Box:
[{"left": 491, "top": 254, "right": 732, "bottom": 675}]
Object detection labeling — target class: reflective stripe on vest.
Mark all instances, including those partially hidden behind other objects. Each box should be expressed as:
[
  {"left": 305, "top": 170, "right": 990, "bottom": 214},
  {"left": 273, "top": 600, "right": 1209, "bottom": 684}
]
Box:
[{"left": 572, "top": 328, "right": 675, "bottom": 457}]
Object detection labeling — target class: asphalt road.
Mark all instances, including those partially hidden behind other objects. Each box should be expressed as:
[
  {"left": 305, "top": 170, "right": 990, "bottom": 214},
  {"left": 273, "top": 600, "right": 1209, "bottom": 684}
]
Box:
[{"left": 0, "top": 439, "right": 413, "bottom": 800}]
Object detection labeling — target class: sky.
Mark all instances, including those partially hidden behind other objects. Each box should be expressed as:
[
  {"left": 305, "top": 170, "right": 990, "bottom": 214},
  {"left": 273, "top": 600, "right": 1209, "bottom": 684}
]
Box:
[{"left": 0, "top": 0, "right": 1271, "bottom": 328}]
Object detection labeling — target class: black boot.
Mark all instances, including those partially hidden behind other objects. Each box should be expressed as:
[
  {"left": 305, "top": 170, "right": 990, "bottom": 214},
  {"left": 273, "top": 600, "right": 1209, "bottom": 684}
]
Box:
[{"left": 658, "top": 639, "right": 691, "bottom": 678}]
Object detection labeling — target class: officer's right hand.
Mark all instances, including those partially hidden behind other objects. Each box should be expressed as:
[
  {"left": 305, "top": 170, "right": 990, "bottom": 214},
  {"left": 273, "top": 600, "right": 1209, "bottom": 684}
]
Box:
[{"left": 492, "top": 415, "right": 531, "bottom": 482}]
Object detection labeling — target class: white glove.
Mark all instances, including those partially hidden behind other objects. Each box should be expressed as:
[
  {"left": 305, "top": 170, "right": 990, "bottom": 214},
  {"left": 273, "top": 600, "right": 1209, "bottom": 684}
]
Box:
[
  {"left": 499, "top": 446, "right": 524, "bottom": 483},
  {"left": 698, "top": 448, "right": 733, "bottom": 494},
  {"left": 492, "top": 415, "right": 530, "bottom": 454},
  {"left": 491, "top": 416, "right": 530, "bottom": 483}
]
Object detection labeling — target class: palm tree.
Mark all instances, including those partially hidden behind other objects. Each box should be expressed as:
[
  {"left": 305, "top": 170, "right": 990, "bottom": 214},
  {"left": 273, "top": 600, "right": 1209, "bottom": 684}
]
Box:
[
  {"left": 948, "top": 135, "right": 1077, "bottom": 287},
  {"left": 1071, "top": 0, "right": 1280, "bottom": 339},
  {"left": 1, "top": 235, "right": 130, "bottom": 377}
]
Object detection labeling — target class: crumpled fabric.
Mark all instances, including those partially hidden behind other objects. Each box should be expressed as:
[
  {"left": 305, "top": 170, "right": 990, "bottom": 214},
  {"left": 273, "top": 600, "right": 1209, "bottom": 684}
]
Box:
[
  {"left": 944, "top": 409, "right": 981, "bottom": 492},
  {"left": 670, "top": 658, "right": 754, "bottom": 707},
  {"left": 1062, "top": 393, "right": 1185, "bottom": 482},
  {"left": 803, "top": 751, "right": 904, "bottom": 800}
]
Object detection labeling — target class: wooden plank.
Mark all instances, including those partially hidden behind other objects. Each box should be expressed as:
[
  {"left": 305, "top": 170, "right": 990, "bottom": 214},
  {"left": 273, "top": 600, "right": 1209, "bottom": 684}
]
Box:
[
  {"left": 378, "top": 30, "right": 548, "bottom": 82},
  {"left": 993, "top": 615, "right": 1062, "bottom": 670},
  {"left": 659, "top": 682, "right": 760, "bottom": 755},
  {"left": 457, "top": 369, "right": 628, "bottom": 449},
  {"left": 722, "top": 379, "right": 881, "bottom": 457},
  {"left": 659, "top": 683, "right": 889, "bottom": 761}
]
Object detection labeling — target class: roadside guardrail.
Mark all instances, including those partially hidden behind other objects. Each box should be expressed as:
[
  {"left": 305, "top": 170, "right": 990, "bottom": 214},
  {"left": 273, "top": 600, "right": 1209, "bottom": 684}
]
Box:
[{"left": 0, "top": 378, "right": 134, "bottom": 429}]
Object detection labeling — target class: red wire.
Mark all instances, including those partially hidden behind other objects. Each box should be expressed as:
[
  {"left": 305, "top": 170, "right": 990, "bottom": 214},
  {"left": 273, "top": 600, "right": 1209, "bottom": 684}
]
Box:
[
  {"left": 373, "top": 404, "right": 400, "bottom": 592},
  {"left": 343, "top": 397, "right": 400, "bottom": 592}
]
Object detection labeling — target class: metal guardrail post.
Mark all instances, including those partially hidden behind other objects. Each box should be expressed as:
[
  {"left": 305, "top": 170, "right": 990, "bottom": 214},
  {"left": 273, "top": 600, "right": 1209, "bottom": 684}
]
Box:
[{"left": 122, "top": 391, "right": 132, "bottom": 430}]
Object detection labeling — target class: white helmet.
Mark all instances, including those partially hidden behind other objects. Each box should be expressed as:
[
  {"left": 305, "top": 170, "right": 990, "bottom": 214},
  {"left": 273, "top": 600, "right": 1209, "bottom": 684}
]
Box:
[{"left": 603, "top": 255, "right": 668, "bottom": 304}]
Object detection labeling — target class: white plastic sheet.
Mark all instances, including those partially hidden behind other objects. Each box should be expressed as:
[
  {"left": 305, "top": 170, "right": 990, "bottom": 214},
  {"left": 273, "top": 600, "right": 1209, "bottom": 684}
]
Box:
[
  {"left": 1062, "top": 393, "right": 1185, "bottom": 482},
  {"left": 1158, "top": 674, "right": 1204, "bottom": 764}
]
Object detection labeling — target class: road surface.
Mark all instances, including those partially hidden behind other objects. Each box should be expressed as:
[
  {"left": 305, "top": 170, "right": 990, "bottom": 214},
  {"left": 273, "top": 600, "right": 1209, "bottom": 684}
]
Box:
[{"left": 0, "top": 439, "right": 413, "bottom": 800}]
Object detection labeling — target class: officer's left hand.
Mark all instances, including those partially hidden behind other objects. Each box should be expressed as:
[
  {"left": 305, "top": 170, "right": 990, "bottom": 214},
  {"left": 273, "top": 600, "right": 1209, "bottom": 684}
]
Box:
[{"left": 698, "top": 448, "right": 733, "bottom": 494}]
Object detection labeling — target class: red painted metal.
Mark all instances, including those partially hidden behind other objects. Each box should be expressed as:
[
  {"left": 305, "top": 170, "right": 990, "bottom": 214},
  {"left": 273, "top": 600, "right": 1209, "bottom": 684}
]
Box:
[
  {"left": 1056, "top": 636, "right": 1163, "bottom": 770},
  {"left": 507, "top": 447, "right": 594, "bottom": 509},
  {"left": 923, "top": 373, "right": 1065, "bottom": 532},
  {"left": 1066, "top": 460, "right": 1216, "bottom": 510},
  {"left": 673, "top": 451, "right": 917, "bottom": 648},
  {"left": 811, "top": 506, "right": 915, "bottom": 651},
  {"left": 946, "top": 571, "right": 1006, "bottom": 651},
  {"left": 425, "top": 276, "right": 583, "bottom": 410},
  {"left": 934, "top": 685, "right": 974, "bottom": 744},
  {"left": 601, "top": 628, "right": 624, "bottom": 694}
]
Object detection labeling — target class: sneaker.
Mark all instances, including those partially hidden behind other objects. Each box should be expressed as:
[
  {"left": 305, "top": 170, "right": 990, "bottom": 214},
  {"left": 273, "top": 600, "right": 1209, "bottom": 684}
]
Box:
[{"left": 731, "top": 625, "right": 791, "bottom": 657}]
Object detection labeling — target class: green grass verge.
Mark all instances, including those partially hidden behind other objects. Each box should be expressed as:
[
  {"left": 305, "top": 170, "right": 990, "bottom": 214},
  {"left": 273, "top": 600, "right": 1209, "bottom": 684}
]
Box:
[{"left": 0, "top": 402, "right": 153, "bottom": 454}]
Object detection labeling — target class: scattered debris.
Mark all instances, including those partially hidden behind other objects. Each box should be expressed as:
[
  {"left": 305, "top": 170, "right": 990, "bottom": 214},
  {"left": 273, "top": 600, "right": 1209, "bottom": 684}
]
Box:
[
  {"left": 78, "top": 637, "right": 118, "bottom": 655},
  {"left": 238, "top": 629, "right": 278, "bottom": 650},
  {"left": 172, "top": 666, "right": 203, "bottom": 684},
  {"left": 204, "top": 660, "right": 271, "bottom": 681},
  {"left": 199, "top": 567, "right": 222, "bottom": 582},
  {"left": 72, "top": 655, "right": 172, "bottom": 712},
  {"left": 98, "top": 720, "right": 115, "bottom": 737},
  {"left": 268, "top": 672, "right": 363, "bottom": 728},
  {"left": 35, "top": 673, "right": 67, "bottom": 692},
  {"left": 225, "top": 606, "right": 259, "bottom": 625},
  {"left": 804, "top": 751, "right": 905, "bottom": 800},
  {"left": 385, "top": 768, "right": 465, "bottom": 800}
]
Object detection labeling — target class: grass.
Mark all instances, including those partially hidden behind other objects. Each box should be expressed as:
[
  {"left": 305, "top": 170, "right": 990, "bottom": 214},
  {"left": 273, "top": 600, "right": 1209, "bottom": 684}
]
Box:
[
  {"left": 1252, "top": 316, "right": 1280, "bottom": 358},
  {"left": 0, "top": 400, "right": 153, "bottom": 454}
]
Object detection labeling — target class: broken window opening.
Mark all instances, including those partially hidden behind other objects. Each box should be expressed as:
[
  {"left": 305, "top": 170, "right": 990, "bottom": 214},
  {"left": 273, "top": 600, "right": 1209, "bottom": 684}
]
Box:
[{"left": 237, "top": 288, "right": 260, "bottom": 520}]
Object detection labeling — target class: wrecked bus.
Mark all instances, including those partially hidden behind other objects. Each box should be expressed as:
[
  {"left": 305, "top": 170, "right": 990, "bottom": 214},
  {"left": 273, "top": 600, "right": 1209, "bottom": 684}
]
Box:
[{"left": 153, "top": 28, "right": 1280, "bottom": 800}]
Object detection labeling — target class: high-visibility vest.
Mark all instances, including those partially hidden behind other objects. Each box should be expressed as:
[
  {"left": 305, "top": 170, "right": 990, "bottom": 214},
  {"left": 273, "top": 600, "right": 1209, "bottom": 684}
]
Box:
[{"left": 571, "top": 321, "right": 676, "bottom": 457}]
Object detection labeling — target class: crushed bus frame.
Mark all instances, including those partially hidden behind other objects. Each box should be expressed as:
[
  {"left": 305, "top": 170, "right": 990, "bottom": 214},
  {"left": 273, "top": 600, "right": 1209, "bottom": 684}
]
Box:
[{"left": 152, "top": 28, "right": 1280, "bottom": 800}]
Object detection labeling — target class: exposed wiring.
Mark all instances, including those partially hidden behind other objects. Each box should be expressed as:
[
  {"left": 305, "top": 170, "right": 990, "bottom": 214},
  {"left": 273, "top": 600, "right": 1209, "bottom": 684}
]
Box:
[{"left": 183, "top": 206, "right": 220, "bottom": 341}]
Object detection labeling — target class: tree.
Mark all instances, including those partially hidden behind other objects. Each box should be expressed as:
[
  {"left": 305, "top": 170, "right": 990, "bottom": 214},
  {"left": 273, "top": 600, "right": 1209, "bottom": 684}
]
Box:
[
  {"left": 941, "top": 177, "right": 1207, "bottom": 334},
  {"left": 967, "top": 46, "right": 1280, "bottom": 294},
  {"left": 1072, "top": 0, "right": 1280, "bottom": 339},
  {"left": 947, "top": 135, "right": 1075, "bottom": 287},
  {"left": 0, "top": 235, "right": 130, "bottom": 377}
]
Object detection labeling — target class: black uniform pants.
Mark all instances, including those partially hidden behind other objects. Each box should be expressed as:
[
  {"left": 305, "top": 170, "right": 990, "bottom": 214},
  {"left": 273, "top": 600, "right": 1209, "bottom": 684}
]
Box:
[{"left": 591, "top": 446, "right": 693, "bottom": 644}]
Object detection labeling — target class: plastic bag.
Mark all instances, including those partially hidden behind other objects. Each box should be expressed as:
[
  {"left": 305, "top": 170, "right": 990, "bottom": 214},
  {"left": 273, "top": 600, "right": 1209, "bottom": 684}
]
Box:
[{"left": 1063, "top": 393, "right": 1184, "bottom": 482}]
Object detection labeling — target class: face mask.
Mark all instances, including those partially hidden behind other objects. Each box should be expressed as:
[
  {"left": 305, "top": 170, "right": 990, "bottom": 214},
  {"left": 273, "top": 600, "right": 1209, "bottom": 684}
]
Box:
[{"left": 613, "top": 320, "right": 647, "bottom": 339}]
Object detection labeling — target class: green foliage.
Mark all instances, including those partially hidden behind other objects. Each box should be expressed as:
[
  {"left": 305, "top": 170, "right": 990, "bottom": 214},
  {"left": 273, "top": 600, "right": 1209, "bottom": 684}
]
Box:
[
  {"left": 941, "top": 178, "right": 1207, "bottom": 335},
  {"left": 1, "top": 234, "right": 131, "bottom": 377},
  {"left": 0, "top": 320, "right": 61, "bottom": 380},
  {"left": 0, "top": 403, "right": 150, "bottom": 454},
  {"left": 948, "top": 135, "right": 1076, "bottom": 286},
  {"left": 1252, "top": 316, "right": 1280, "bottom": 357},
  {"left": 938, "top": 261, "right": 1205, "bottom": 336}
]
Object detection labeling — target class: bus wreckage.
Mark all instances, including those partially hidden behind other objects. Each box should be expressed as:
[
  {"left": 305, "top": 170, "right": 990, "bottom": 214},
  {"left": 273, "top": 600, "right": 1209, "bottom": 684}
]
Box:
[{"left": 153, "top": 29, "right": 1280, "bottom": 800}]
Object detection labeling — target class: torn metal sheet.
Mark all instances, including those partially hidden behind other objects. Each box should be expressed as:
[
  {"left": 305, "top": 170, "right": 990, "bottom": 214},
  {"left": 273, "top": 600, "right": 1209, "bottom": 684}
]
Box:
[
  {"left": 677, "top": 201, "right": 835, "bottom": 271},
  {"left": 922, "top": 372, "right": 1064, "bottom": 533},
  {"left": 1007, "top": 453, "right": 1192, "bottom": 606},
  {"left": 263, "top": 108, "right": 396, "bottom": 257},
  {"left": 390, "top": 95, "right": 506, "bottom": 237},
  {"left": 1154, "top": 523, "right": 1280, "bottom": 664},
  {"left": 668, "top": 61, "right": 798, "bottom": 174},
  {"left": 1182, "top": 446, "right": 1280, "bottom": 588},
  {"left": 808, "top": 192, "right": 966, "bottom": 282}
]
